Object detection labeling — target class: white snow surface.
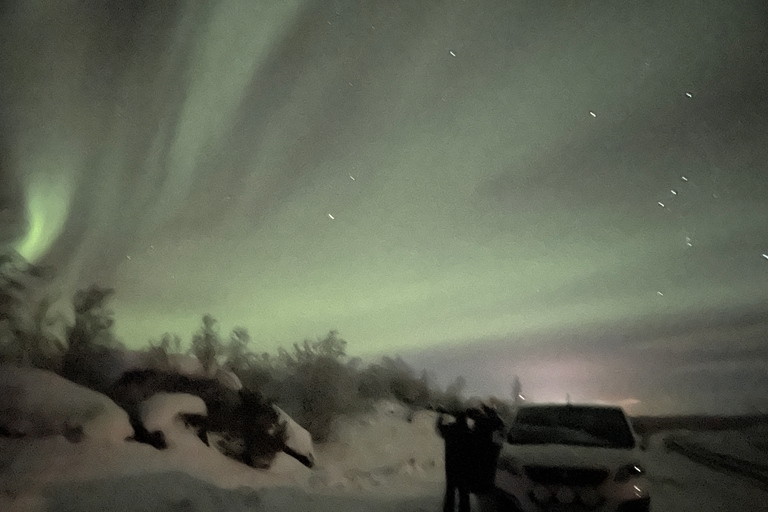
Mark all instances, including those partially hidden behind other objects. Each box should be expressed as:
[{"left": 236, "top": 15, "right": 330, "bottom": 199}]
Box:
[
  {"left": 641, "top": 433, "right": 768, "bottom": 512},
  {"left": 301, "top": 404, "right": 444, "bottom": 496},
  {"left": 119, "top": 351, "right": 244, "bottom": 390},
  {"left": 0, "top": 366, "right": 444, "bottom": 511},
  {"left": 2, "top": 366, "right": 768, "bottom": 511},
  {"left": 139, "top": 392, "right": 207, "bottom": 447},
  {"left": 274, "top": 406, "right": 315, "bottom": 467},
  {"left": 673, "top": 427, "right": 768, "bottom": 467},
  {"left": 0, "top": 364, "right": 132, "bottom": 444},
  {"left": 0, "top": 366, "right": 299, "bottom": 496}
]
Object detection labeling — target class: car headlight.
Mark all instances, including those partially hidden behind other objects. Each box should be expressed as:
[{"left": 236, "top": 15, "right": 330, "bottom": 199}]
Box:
[
  {"left": 614, "top": 463, "right": 645, "bottom": 482},
  {"left": 497, "top": 456, "right": 523, "bottom": 476}
]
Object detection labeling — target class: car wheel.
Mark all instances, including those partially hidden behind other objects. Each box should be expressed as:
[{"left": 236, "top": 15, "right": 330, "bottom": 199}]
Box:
[
  {"left": 617, "top": 497, "right": 651, "bottom": 512},
  {"left": 492, "top": 489, "right": 523, "bottom": 512}
]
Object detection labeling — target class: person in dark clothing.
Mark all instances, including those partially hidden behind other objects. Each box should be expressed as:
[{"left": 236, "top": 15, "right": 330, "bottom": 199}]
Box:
[
  {"left": 437, "top": 410, "right": 474, "bottom": 512},
  {"left": 437, "top": 404, "right": 506, "bottom": 511},
  {"left": 467, "top": 404, "right": 505, "bottom": 494}
]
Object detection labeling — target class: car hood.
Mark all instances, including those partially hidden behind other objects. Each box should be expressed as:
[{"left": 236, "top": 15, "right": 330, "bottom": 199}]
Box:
[{"left": 499, "top": 442, "right": 643, "bottom": 470}]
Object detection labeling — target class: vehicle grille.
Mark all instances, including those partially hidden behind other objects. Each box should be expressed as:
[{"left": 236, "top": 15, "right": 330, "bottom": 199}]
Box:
[{"left": 524, "top": 465, "right": 609, "bottom": 486}]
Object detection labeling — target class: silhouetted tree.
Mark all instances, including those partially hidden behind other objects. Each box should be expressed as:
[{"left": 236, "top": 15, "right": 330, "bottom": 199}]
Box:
[
  {"left": 314, "top": 330, "right": 347, "bottom": 359},
  {"left": 190, "top": 314, "right": 222, "bottom": 372},
  {"left": 68, "top": 285, "right": 117, "bottom": 349},
  {"left": 61, "top": 285, "right": 121, "bottom": 390},
  {"left": 0, "top": 251, "right": 58, "bottom": 367},
  {"left": 225, "top": 326, "right": 252, "bottom": 372},
  {"left": 146, "top": 332, "right": 183, "bottom": 370},
  {"left": 292, "top": 354, "right": 358, "bottom": 441},
  {"left": 438, "top": 375, "right": 467, "bottom": 412}
]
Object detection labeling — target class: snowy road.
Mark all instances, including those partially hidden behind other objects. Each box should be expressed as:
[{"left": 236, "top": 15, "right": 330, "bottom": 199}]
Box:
[
  {"left": 24, "top": 446, "right": 768, "bottom": 512},
  {"left": 262, "top": 443, "right": 768, "bottom": 512}
]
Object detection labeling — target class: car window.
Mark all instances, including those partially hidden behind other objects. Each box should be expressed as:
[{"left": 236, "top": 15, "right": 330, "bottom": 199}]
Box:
[{"left": 507, "top": 406, "right": 636, "bottom": 449}]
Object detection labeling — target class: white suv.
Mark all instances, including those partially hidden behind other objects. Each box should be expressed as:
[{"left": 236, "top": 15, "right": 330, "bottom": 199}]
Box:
[{"left": 492, "top": 404, "right": 650, "bottom": 512}]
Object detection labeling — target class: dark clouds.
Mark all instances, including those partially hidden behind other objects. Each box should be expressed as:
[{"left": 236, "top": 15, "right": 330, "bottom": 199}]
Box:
[{"left": 405, "top": 307, "right": 768, "bottom": 414}]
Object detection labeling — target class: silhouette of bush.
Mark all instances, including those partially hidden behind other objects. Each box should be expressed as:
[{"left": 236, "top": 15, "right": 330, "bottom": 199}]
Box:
[
  {"left": 145, "top": 333, "right": 183, "bottom": 371},
  {"left": 360, "top": 356, "right": 434, "bottom": 409},
  {"left": 190, "top": 314, "right": 222, "bottom": 373},
  {"left": 234, "top": 331, "right": 363, "bottom": 441},
  {"left": 224, "top": 327, "right": 250, "bottom": 369},
  {"left": 233, "top": 331, "right": 469, "bottom": 440},
  {"left": 3, "top": 279, "right": 479, "bottom": 445},
  {"left": 60, "top": 285, "right": 123, "bottom": 392},
  {"left": 0, "top": 251, "right": 61, "bottom": 369}
]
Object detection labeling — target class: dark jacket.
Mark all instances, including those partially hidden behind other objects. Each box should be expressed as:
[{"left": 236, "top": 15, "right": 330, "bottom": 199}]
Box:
[
  {"left": 437, "top": 412, "right": 475, "bottom": 486},
  {"left": 467, "top": 407, "right": 504, "bottom": 492}
]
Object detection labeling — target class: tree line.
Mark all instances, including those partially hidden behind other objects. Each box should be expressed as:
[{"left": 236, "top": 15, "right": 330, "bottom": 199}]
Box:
[{"left": 0, "top": 252, "right": 474, "bottom": 441}]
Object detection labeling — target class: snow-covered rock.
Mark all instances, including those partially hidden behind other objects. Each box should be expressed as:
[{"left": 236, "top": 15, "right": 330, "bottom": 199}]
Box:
[
  {"left": 118, "top": 351, "right": 243, "bottom": 390},
  {"left": 162, "top": 354, "right": 244, "bottom": 390},
  {"left": 139, "top": 393, "right": 207, "bottom": 448}
]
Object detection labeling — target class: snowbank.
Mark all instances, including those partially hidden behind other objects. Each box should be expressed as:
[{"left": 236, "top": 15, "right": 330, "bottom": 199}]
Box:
[
  {"left": 275, "top": 405, "right": 315, "bottom": 468},
  {"left": 0, "top": 368, "right": 447, "bottom": 511},
  {"left": 0, "top": 364, "right": 132, "bottom": 444},
  {"left": 669, "top": 426, "right": 768, "bottom": 468},
  {"left": 139, "top": 392, "right": 207, "bottom": 447},
  {"left": 0, "top": 366, "right": 308, "bottom": 500},
  {"left": 303, "top": 402, "right": 444, "bottom": 496},
  {"left": 119, "top": 351, "right": 244, "bottom": 390}
]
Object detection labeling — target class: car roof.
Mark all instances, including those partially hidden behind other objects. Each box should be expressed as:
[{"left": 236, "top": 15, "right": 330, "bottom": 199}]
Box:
[{"left": 516, "top": 403, "right": 626, "bottom": 412}]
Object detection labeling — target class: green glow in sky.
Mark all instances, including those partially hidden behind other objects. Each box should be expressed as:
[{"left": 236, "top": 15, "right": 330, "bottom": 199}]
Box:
[
  {"left": 99, "top": 0, "right": 767, "bottom": 355},
  {"left": 3, "top": 0, "right": 768, "bottom": 411},
  {"left": 15, "top": 174, "right": 73, "bottom": 263}
]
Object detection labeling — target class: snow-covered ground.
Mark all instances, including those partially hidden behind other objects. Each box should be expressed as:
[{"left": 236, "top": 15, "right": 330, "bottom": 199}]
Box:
[
  {"left": 0, "top": 365, "right": 444, "bottom": 511},
  {"left": 637, "top": 432, "right": 768, "bottom": 511},
  {"left": 2, "top": 366, "right": 768, "bottom": 512},
  {"left": 669, "top": 426, "right": 768, "bottom": 468}
]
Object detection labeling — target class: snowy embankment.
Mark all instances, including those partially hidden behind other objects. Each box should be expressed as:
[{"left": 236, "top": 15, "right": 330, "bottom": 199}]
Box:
[
  {"left": 0, "top": 365, "right": 445, "bottom": 512},
  {"left": 661, "top": 425, "right": 768, "bottom": 492},
  {"left": 668, "top": 425, "right": 768, "bottom": 469},
  {"left": 639, "top": 431, "right": 768, "bottom": 512},
  {"left": 304, "top": 401, "right": 444, "bottom": 496}
]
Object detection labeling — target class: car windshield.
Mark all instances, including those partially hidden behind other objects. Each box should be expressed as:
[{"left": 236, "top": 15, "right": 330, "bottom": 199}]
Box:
[{"left": 507, "top": 406, "right": 636, "bottom": 449}]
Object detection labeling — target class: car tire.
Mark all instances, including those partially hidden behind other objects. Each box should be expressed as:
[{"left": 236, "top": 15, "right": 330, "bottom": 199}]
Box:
[{"left": 492, "top": 489, "right": 523, "bottom": 512}]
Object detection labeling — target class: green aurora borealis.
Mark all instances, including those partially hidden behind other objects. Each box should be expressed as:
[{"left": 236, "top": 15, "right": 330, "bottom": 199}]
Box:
[{"left": 2, "top": 0, "right": 768, "bottom": 412}]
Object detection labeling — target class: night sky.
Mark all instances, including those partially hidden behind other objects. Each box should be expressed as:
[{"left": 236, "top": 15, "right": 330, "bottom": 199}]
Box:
[{"left": 2, "top": 0, "right": 767, "bottom": 414}]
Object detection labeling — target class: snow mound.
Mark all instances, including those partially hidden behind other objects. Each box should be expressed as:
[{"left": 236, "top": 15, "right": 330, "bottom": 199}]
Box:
[
  {"left": 139, "top": 393, "right": 207, "bottom": 447},
  {"left": 119, "top": 351, "right": 244, "bottom": 390},
  {"left": 0, "top": 364, "right": 132, "bottom": 445},
  {"left": 305, "top": 402, "right": 444, "bottom": 496},
  {"left": 275, "top": 406, "right": 315, "bottom": 468},
  {"left": 162, "top": 354, "right": 244, "bottom": 391}
]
